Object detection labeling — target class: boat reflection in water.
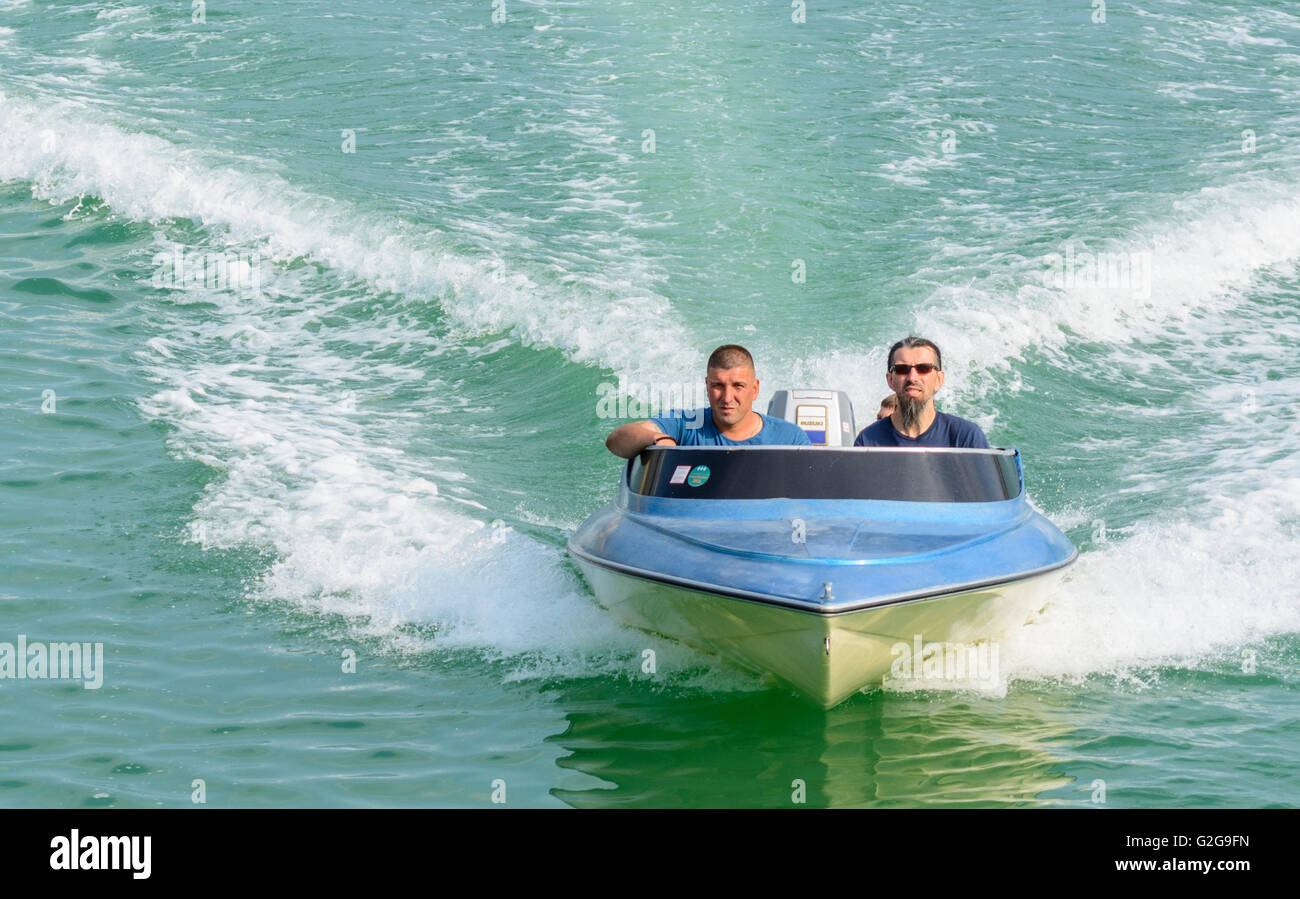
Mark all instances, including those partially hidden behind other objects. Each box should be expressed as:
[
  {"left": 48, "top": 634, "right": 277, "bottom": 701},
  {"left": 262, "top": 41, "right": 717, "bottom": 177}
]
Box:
[
  {"left": 545, "top": 681, "right": 1083, "bottom": 808},
  {"left": 568, "top": 444, "right": 1077, "bottom": 708}
]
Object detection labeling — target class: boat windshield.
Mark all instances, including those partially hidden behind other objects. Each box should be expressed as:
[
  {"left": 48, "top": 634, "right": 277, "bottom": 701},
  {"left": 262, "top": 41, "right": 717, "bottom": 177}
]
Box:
[{"left": 628, "top": 447, "right": 1021, "bottom": 502}]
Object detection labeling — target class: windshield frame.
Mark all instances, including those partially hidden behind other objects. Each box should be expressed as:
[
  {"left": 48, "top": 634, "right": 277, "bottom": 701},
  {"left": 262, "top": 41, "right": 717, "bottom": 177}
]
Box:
[{"left": 625, "top": 446, "right": 1023, "bottom": 503}]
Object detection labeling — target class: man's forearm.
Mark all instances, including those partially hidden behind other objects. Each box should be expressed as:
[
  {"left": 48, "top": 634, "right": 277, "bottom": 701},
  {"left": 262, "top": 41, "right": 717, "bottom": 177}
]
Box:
[{"left": 605, "top": 422, "right": 672, "bottom": 458}]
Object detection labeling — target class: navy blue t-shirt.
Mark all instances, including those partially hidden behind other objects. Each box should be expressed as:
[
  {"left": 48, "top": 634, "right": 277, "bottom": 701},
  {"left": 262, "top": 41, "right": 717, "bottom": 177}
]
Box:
[
  {"left": 651, "top": 410, "right": 813, "bottom": 446},
  {"left": 853, "top": 411, "right": 989, "bottom": 448}
]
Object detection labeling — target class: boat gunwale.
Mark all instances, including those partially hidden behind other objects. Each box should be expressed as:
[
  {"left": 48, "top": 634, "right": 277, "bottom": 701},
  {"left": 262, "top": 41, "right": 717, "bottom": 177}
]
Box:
[{"left": 567, "top": 539, "right": 1079, "bottom": 615}]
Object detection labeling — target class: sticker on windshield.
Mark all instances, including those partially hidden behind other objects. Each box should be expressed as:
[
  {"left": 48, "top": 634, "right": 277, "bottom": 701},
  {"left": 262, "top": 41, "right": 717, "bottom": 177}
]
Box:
[
  {"left": 669, "top": 465, "right": 691, "bottom": 485},
  {"left": 686, "top": 465, "right": 711, "bottom": 487}
]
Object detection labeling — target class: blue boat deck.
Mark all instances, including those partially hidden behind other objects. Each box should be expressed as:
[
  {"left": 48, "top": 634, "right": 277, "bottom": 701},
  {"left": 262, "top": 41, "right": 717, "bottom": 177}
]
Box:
[{"left": 569, "top": 447, "right": 1078, "bottom": 614}]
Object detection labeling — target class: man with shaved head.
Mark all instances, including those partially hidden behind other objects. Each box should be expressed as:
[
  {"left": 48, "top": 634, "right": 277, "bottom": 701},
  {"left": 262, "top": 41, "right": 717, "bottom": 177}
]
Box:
[{"left": 605, "top": 344, "right": 812, "bottom": 457}]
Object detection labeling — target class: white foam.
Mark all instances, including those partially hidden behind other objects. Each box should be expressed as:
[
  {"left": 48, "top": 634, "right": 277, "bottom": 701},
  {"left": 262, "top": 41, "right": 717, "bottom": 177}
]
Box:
[
  {"left": 873, "top": 124, "right": 989, "bottom": 186},
  {"left": 0, "top": 89, "right": 717, "bottom": 685},
  {"left": 131, "top": 285, "right": 753, "bottom": 690},
  {"left": 0, "top": 91, "right": 695, "bottom": 387},
  {"left": 143, "top": 336, "right": 174, "bottom": 359},
  {"left": 1003, "top": 480, "right": 1300, "bottom": 683},
  {"left": 890, "top": 177, "right": 1300, "bottom": 413},
  {"left": 134, "top": 328, "right": 650, "bottom": 678}
]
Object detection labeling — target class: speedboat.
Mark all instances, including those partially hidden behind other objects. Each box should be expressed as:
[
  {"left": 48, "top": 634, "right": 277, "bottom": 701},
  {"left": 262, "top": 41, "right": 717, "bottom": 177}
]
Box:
[{"left": 568, "top": 390, "right": 1077, "bottom": 707}]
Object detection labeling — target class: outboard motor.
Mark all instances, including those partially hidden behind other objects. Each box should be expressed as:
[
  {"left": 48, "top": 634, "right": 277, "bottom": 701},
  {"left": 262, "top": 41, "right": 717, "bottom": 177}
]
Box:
[{"left": 767, "top": 389, "right": 857, "bottom": 446}]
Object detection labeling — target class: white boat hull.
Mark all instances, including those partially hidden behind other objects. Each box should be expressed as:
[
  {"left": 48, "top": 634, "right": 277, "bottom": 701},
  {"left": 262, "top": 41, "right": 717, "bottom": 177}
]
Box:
[{"left": 573, "top": 558, "right": 1059, "bottom": 708}]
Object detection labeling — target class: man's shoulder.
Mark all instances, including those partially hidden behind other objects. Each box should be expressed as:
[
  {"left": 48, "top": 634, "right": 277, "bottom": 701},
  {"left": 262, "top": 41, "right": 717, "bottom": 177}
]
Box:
[
  {"left": 651, "top": 409, "right": 713, "bottom": 443},
  {"left": 853, "top": 417, "right": 895, "bottom": 446},
  {"left": 936, "top": 412, "right": 990, "bottom": 447},
  {"left": 854, "top": 413, "right": 987, "bottom": 448},
  {"left": 757, "top": 413, "right": 812, "bottom": 445}
]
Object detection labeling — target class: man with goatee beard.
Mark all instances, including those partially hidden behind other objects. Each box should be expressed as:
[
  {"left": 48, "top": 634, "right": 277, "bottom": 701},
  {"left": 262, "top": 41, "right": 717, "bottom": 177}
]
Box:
[{"left": 853, "top": 337, "right": 990, "bottom": 448}]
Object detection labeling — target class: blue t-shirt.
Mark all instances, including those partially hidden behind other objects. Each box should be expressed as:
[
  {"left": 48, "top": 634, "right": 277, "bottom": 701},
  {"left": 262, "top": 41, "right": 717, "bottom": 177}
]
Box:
[
  {"left": 853, "top": 411, "right": 990, "bottom": 448},
  {"left": 651, "top": 410, "right": 813, "bottom": 446}
]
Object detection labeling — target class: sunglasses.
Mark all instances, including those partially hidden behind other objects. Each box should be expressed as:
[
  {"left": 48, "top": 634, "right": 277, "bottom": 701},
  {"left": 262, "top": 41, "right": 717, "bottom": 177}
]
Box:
[{"left": 889, "top": 363, "right": 939, "bottom": 376}]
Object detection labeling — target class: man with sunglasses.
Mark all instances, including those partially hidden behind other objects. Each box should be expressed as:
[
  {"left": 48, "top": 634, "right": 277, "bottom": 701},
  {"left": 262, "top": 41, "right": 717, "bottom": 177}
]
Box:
[{"left": 853, "top": 337, "right": 990, "bottom": 448}]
